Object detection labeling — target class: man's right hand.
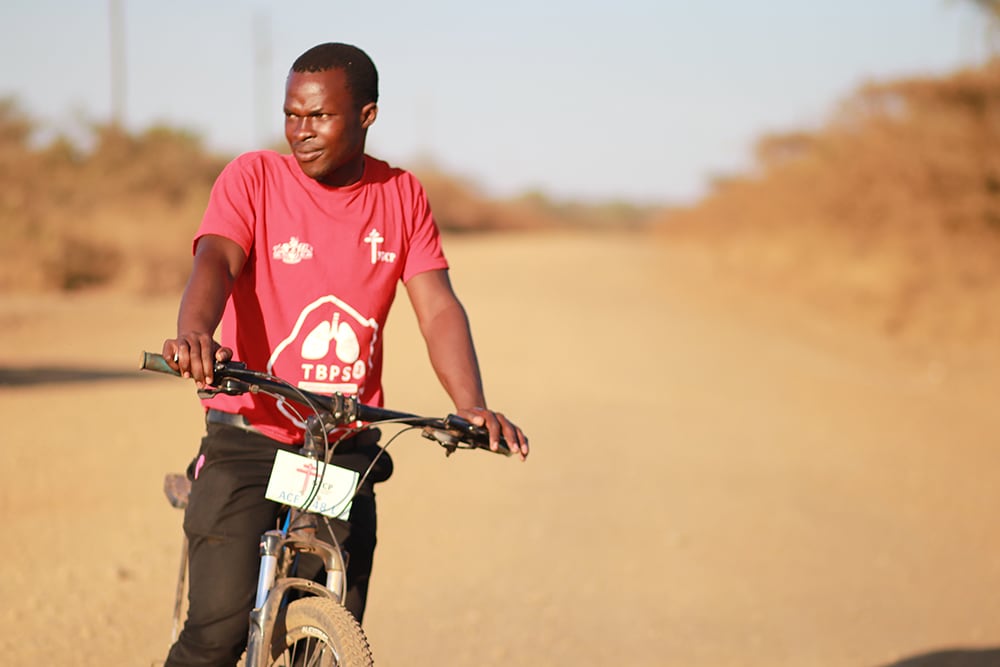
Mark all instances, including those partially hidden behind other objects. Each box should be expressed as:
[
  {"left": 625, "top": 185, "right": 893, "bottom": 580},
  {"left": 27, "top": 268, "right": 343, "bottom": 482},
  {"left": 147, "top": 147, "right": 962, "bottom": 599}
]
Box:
[{"left": 163, "top": 334, "right": 232, "bottom": 388}]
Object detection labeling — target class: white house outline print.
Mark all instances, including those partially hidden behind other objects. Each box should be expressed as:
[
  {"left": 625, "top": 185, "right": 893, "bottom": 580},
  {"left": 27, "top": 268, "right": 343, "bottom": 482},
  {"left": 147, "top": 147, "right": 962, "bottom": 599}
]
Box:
[{"left": 268, "top": 295, "right": 379, "bottom": 429}]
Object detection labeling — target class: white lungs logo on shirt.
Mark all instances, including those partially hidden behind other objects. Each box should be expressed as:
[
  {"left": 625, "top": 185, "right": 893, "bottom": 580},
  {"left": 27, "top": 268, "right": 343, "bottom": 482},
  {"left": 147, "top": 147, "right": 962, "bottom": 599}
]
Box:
[
  {"left": 268, "top": 295, "right": 379, "bottom": 428},
  {"left": 301, "top": 312, "right": 360, "bottom": 363}
]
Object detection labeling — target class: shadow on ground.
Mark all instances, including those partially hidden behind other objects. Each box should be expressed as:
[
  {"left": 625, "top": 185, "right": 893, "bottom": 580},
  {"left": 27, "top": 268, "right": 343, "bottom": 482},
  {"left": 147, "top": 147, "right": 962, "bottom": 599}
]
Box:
[
  {"left": 0, "top": 365, "right": 148, "bottom": 387},
  {"left": 879, "top": 648, "right": 1000, "bottom": 667}
]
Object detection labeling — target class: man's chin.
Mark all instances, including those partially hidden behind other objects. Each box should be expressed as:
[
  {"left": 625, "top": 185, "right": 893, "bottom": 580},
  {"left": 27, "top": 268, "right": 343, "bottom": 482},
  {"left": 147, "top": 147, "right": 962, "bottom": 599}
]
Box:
[{"left": 296, "top": 160, "right": 329, "bottom": 182}]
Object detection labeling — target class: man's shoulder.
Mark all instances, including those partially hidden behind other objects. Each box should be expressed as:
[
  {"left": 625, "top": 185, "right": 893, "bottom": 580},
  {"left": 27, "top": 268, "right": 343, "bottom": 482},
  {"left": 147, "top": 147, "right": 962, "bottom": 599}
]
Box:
[
  {"left": 214, "top": 151, "right": 297, "bottom": 190},
  {"left": 363, "top": 155, "right": 423, "bottom": 192},
  {"left": 229, "top": 149, "right": 290, "bottom": 170}
]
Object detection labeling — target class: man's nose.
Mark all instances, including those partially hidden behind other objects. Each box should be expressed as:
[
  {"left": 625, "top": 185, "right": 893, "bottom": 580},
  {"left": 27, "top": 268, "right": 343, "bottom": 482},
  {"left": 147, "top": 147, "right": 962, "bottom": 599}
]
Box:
[{"left": 292, "top": 117, "right": 315, "bottom": 139}]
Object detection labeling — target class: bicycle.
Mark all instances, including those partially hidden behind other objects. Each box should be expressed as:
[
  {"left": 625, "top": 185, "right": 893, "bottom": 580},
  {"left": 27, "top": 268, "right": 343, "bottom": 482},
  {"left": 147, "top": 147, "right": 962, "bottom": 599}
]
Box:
[{"left": 141, "top": 351, "right": 512, "bottom": 667}]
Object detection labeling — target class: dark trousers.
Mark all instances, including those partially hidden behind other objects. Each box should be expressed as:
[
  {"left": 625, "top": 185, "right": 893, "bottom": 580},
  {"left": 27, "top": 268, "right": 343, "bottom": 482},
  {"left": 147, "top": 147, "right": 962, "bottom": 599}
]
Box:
[{"left": 164, "top": 421, "right": 391, "bottom": 667}]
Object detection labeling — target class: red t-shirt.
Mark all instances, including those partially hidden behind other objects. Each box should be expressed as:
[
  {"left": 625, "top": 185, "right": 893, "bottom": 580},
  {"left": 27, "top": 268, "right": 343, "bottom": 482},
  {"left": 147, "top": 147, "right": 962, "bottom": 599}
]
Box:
[{"left": 195, "top": 151, "right": 449, "bottom": 444}]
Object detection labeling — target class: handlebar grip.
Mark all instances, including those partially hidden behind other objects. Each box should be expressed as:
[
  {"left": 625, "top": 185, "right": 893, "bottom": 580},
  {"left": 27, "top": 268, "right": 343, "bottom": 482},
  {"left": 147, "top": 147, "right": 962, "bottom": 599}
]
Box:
[
  {"left": 140, "top": 351, "right": 181, "bottom": 377},
  {"left": 444, "top": 414, "right": 513, "bottom": 457}
]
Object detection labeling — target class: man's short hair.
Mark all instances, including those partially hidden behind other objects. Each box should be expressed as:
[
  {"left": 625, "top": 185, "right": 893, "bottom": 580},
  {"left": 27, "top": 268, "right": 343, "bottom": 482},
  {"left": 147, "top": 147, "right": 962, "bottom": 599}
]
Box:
[{"left": 291, "top": 43, "right": 379, "bottom": 108}]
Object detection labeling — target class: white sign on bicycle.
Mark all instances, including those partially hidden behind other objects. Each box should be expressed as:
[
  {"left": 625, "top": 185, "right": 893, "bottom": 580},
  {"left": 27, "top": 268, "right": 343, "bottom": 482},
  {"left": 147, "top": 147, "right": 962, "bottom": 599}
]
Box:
[{"left": 265, "top": 449, "right": 360, "bottom": 520}]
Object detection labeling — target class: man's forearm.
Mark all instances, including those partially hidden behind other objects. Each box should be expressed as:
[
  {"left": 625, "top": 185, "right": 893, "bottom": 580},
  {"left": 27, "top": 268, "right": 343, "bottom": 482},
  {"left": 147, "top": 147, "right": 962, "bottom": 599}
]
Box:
[
  {"left": 421, "top": 302, "right": 487, "bottom": 410},
  {"left": 176, "top": 261, "right": 234, "bottom": 336},
  {"left": 176, "top": 236, "right": 245, "bottom": 337}
]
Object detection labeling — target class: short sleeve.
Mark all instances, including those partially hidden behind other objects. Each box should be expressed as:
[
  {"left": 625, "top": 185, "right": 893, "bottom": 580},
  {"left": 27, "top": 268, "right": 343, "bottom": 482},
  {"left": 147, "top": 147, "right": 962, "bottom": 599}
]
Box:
[
  {"left": 400, "top": 175, "right": 449, "bottom": 283},
  {"left": 193, "top": 154, "right": 260, "bottom": 256}
]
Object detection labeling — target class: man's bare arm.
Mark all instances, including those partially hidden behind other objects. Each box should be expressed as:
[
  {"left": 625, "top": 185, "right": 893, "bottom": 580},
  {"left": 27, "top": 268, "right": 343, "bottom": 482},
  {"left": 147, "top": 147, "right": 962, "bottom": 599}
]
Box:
[
  {"left": 162, "top": 234, "right": 246, "bottom": 387},
  {"left": 405, "top": 269, "right": 529, "bottom": 460}
]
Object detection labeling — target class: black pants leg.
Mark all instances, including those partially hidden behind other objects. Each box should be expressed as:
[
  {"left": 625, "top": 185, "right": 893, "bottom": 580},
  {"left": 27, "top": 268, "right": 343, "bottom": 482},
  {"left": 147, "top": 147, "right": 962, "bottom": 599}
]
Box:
[{"left": 164, "top": 423, "right": 384, "bottom": 667}]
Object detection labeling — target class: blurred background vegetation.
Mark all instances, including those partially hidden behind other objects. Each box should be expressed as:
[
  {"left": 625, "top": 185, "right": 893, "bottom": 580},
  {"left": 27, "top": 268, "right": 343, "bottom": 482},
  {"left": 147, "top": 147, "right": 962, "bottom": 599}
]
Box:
[
  {"left": 663, "top": 56, "right": 1000, "bottom": 350},
  {"left": 1, "top": 2, "right": 998, "bottom": 353},
  {"left": 0, "top": 96, "right": 661, "bottom": 294}
]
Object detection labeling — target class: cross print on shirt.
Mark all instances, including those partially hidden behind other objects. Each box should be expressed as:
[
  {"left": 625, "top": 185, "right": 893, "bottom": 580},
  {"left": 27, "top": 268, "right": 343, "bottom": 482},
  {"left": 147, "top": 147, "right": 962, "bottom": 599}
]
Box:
[{"left": 364, "top": 229, "right": 384, "bottom": 265}]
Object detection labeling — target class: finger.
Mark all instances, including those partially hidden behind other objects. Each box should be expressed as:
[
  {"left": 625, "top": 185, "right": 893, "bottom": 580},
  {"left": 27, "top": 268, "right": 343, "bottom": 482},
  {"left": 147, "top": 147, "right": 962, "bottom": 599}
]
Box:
[
  {"left": 202, "top": 343, "right": 216, "bottom": 386},
  {"left": 494, "top": 412, "right": 515, "bottom": 452},
  {"left": 512, "top": 427, "right": 529, "bottom": 461},
  {"left": 470, "top": 408, "right": 487, "bottom": 427},
  {"left": 161, "top": 341, "right": 180, "bottom": 369},
  {"left": 497, "top": 414, "right": 528, "bottom": 460},
  {"left": 483, "top": 410, "right": 503, "bottom": 451},
  {"left": 181, "top": 339, "right": 208, "bottom": 386},
  {"left": 174, "top": 341, "right": 191, "bottom": 378},
  {"left": 456, "top": 406, "right": 487, "bottom": 428}
]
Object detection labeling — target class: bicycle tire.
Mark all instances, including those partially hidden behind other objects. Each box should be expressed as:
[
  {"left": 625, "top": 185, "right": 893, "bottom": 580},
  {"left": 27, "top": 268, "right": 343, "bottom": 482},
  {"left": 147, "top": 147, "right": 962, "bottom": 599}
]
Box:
[{"left": 269, "top": 597, "right": 373, "bottom": 667}]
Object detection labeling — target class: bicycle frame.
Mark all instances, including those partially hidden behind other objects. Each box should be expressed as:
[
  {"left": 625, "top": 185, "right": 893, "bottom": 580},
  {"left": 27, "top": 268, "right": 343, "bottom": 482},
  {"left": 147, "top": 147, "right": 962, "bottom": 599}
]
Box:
[{"left": 245, "top": 413, "right": 349, "bottom": 666}]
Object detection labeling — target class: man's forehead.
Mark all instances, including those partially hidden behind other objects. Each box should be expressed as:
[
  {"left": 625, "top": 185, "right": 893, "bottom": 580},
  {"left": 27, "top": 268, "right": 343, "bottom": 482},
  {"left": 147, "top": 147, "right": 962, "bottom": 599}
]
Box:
[
  {"left": 289, "top": 69, "right": 349, "bottom": 96},
  {"left": 287, "top": 68, "right": 347, "bottom": 85}
]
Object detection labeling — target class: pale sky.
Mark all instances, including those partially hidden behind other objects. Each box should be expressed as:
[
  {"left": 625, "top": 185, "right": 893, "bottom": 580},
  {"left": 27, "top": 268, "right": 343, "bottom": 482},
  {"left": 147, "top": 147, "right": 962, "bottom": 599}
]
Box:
[{"left": 0, "top": 1, "right": 988, "bottom": 204}]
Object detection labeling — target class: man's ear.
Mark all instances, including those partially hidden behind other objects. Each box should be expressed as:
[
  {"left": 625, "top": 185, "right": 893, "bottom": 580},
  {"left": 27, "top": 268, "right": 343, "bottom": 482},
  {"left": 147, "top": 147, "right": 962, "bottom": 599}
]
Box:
[{"left": 360, "top": 102, "right": 378, "bottom": 129}]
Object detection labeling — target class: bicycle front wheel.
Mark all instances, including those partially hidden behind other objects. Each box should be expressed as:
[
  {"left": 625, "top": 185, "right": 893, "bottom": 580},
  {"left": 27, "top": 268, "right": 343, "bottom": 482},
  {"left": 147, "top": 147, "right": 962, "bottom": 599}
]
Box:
[{"left": 269, "top": 597, "right": 374, "bottom": 667}]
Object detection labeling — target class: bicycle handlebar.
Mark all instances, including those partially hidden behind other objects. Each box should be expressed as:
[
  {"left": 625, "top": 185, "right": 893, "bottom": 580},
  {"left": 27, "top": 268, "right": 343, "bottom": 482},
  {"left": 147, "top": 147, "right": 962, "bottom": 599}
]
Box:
[{"left": 139, "top": 351, "right": 511, "bottom": 456}]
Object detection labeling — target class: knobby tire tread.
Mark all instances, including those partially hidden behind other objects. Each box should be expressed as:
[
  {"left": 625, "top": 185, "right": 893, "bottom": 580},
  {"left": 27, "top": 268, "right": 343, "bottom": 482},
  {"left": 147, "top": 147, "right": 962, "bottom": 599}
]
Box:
[{"left": 269, "top": 597, "right": 373, "bottom": 667}]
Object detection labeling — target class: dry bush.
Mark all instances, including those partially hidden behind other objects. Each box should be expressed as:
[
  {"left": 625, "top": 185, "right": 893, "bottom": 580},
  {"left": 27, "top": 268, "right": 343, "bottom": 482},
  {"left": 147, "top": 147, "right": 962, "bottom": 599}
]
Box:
[
  {"left": 413, "top": 165, "right": 531, "bottom": 232},
  {"left": 0, "top": 99, "right": 661, "bottom": 296},
  {"left": 410, "top": 162, "right": 661, "bottom": 232},
  {"left": 661, "top": 59, "right": 1000, "bottom": 352},
  {"left": 0, "top": 100, "right": 224, "bottom": 293}
]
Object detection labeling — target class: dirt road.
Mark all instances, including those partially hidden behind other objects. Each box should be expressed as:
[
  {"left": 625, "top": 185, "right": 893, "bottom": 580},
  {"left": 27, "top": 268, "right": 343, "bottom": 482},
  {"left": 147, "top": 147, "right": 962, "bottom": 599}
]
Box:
[{"left": 2, "top": 230, "right": 998, "bottom": 666}]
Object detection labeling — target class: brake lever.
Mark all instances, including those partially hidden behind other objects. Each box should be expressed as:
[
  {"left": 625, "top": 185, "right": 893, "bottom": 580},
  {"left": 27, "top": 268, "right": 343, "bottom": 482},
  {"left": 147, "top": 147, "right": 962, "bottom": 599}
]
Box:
[
  {"left": 421, "top": 427, "right": 462, "bottom": 457},
  {"left": 197, "top": 378, "right": 253, "bottom": 399}
]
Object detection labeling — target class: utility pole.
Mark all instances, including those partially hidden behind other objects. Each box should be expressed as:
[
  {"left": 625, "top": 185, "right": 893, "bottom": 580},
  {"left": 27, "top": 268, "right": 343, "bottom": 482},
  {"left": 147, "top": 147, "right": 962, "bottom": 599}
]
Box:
[
  {"left": 253, "top": 10, "right": 272, "bottom": 147},
  {"left": 109, "top": 0, "right": 126, "bottom": 127}
]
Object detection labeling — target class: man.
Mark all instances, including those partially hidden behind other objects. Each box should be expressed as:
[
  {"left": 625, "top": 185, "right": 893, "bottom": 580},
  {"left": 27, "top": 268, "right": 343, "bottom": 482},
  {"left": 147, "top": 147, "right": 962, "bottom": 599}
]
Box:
[{"left": 161, "top": 42, "right": 529, "bottom": 666}]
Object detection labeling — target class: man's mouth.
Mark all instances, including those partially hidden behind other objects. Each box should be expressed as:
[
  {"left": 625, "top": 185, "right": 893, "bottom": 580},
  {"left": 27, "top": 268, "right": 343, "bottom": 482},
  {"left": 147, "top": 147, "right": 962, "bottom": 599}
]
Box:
[{"left": 294, "top": 146, "right": 322, "bottom": 162}]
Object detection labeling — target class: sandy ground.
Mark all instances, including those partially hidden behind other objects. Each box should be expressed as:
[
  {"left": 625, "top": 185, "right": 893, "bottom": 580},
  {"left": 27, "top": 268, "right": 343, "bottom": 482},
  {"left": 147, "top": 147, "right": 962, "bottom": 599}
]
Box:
[{"left": 2, "top": 230, "right": 999, "bottom": 667}]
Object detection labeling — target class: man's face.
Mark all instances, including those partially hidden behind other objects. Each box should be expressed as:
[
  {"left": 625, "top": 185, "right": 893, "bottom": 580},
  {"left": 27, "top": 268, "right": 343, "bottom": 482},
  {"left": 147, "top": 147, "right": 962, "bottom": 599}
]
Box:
[{"left": 283, "top": 68, "right": 377, "bottom": 186}]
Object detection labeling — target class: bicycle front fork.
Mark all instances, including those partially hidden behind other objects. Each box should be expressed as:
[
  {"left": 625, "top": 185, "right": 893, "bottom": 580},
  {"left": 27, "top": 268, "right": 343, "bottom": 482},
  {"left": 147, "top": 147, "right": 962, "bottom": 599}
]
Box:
[
  {"left": 244, "top": 528, "right": 348, "bottom": 666},
  {"left": 246, "top": 531, "right": 283, "bottom": 666}
]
